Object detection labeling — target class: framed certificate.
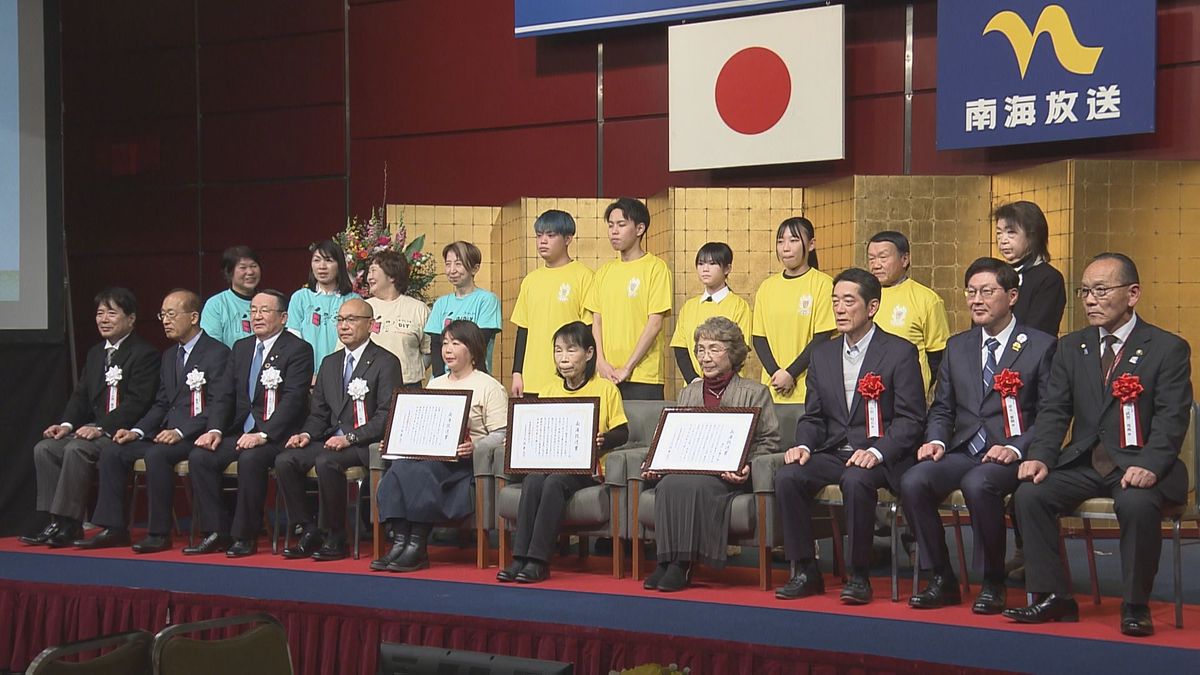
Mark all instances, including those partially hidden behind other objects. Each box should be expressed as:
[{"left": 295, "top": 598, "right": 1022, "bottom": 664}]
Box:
[
  {"left": 504, "top": 397, "right": 600, "bottom": 474},
  {"left": 380, "top": 389, "right": 473, "bottom": 461},
  {"left": 644, "top": 407, "right": 760, "bottom": 475}
]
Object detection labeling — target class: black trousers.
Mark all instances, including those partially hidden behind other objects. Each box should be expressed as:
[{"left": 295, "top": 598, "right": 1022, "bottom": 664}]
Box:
[
  {"left": 512, "top": 473, "right": 594, "bottom": 563},
  {"left": 92, "top": 437, "right": 191, "bottom": 535},
  {"left": 275, "top": 443, "right": 368, "bottom": 534},
  {"left": 188, "top": 438, "right": 282, "bottom": 540},
  {"left": 774, "top": 451, "right": 897, "bottom": 571},
  {"left": 899, "top": 451, "right": 1018, "bottom": 579},
  {"left": 617, "top": 382, "right": 664, "bottom": 401},
  {"left": 1015, "top": 457, "right": 1187, "bottom": 604}
]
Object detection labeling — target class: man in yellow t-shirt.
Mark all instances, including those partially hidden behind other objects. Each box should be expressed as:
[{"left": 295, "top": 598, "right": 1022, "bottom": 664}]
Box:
[
  {"left": 866, "top": 231, "right": 950, "bottom": 392},
  {"left": 585, "top": 198, "right": 673, "bottom": 400},
  {"left": 510, "top": 210, "right": 594, "bottom": 397},
  {"left": 671, "top": 242, "right": 752, "bottom": 386}
]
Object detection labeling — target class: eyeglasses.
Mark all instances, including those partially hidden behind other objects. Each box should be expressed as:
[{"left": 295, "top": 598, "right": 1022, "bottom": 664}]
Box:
[
  {"left": 1076, "top": 283, "right": 1133, "bottom": 299},
  {"left": 156, "top": 310, "right": 195, "bottom": 321},
  {"left": 963, "top": 287, "right": 1003, "bottom": 299},
  {"left": 335, "top": 315, "right": 373, "bottom": 324},
  {"left": 694, "top": 345, "right": 729, "bottom": 358},
  {"left": 248, "top": 307, "right": 281, "bottom": 316}
]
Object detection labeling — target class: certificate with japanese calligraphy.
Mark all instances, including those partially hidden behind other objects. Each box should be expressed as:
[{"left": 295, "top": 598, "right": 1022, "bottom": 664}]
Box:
[
  {"left": 504, "top": 397, "right": 600, "bottom": 474},
  {"left": 380, "top": 389, "right": 473, "bottom": 461},
  {"left": 645, "top": 407, "right": 759, "bottom": 475}
]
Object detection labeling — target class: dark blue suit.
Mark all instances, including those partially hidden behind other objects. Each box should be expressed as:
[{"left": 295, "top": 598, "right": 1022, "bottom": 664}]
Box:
[
  {"left": 900, "top": 322, "right": 1055, "bottom": 579},
  {"left": 774, "top": 325, "right": 927, "bottom": 570},
  {"left": 189, "top": 330, "right": 313, "bottom": 539},
  {"left": 90, "top": 332, "right": 230, "bottom": 534}
]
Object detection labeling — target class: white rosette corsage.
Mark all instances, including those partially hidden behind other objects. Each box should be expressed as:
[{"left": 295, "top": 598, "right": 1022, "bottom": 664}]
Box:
[
  {"left": 260, "top": 366, "right": 283, "bottom": 420},
  {"left": 104, "top": 366, "right": 123, "bottom": 412},
  {"left": 186, "top": 368, "right": 207, "bottom": 415},
  {"left": 347, "top": 377, "right": 370, "bottom": 428}
]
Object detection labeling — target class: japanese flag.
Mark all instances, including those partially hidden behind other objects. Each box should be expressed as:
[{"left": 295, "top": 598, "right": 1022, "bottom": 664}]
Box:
[{"left": 669, "top": 5, "right": 845, "bottom": 172}]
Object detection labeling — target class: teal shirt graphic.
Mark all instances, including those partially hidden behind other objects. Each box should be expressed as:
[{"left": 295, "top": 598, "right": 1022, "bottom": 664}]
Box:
[{"left": 200, "top": 289, "right": 254, "bottom": 349}]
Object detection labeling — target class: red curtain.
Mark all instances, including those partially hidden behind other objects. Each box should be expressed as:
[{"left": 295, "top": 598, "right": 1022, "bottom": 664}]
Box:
[{"left": 0, "top": 579, "right": 169, "bottom": 671}]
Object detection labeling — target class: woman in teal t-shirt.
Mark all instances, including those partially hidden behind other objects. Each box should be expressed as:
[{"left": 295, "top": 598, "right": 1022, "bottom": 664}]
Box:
[{"left": 287, "top": 239, "right": 361, "bottom": 367}]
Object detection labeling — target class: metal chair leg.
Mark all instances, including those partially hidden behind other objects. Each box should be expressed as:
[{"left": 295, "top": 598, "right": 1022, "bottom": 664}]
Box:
[
  {"left": 1173, "top": 518, "right": 1183, "bottom": 629},
  {"left": 952, "top": 509, "right": 971, "bottom": 594},
  {"left": 889, "top": 502, "right": 899, "bottom": 602},
  {"left": 1082, "top": 519, "right": 1100, "bottom": 605},
  {"left": 829, "top": 505, "right": 846, "bottom": 582},
  {"left": 272, "top": 476, "right": 282, "bottom": 555},
  {"left": 911, "top": 541, "right": 920, "bottom": 593},
  {"left": 353, "top": 477, "right": 363, "bottom": 561}
]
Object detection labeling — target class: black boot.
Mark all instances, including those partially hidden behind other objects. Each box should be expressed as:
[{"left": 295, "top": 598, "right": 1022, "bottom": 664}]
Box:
[
  {"left": 371, "top": 520, "right": 410, "bottom": 571},
  {"left": 387, "top": 523, "right": 430, "bottom": 572}
]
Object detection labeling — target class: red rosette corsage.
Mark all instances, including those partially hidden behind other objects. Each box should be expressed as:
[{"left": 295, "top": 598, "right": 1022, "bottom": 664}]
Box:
[
  {"left": 992, "top": 368, "right": 1023, "bottom": 398},
  {"left": 857, "top": 372, "right": 885, "bottom": 400},
  {"left": 1111, "top": 373, "right": 1144, "bottom": 404}
]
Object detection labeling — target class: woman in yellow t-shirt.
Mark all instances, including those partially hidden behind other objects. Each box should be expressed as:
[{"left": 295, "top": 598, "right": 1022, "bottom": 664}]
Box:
[
  {"left": 496, "top": 321, "right": 629, "bottom": 584},
  {"left": 751, "top": 217, "right": 837, "bottom": 404}
]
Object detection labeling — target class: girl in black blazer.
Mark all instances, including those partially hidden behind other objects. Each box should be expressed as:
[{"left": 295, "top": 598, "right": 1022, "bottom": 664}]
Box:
[{"left": 994, "top": 201, "right": 1066, "bottom": 337}]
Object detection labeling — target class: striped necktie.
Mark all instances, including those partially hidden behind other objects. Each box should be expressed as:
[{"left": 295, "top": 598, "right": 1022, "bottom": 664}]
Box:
[{"left": 968, "top": 337, "right": 1001, "bottom": 455}]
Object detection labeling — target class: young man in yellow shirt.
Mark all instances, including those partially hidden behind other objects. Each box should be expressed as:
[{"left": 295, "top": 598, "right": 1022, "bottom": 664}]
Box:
[
  {"left": 509, "top": 209, "right": 594, "bottom": 398},
  {"left": 671, "top": 242, "right": 752, "bottom": 386},
  {"left": 585, "top": 197, "right": 673, "bottom": 400},
  {"left": 866, "top": 231, "right": 950, "bottom": 393}
]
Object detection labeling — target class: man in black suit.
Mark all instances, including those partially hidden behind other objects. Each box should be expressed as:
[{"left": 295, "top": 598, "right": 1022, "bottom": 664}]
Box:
[
  {"left": 774, "top": 268, "right": 927, "bottom": 604},
  {"left": 21, "top": 288, "right": 159, "bottom": 548},
  {"left": 184, "top": 289, "right": 314, "bottom": 558},
  {"left": 74, "top": 289, "right": 231, "bottom": 553},
  {"left": 1003, "top": 253, "right": 1191, "bottom": 637},
  {"left": 901, "top": 258, "right": 1056, "bottom": 613},
  {"left": 276, "top": 298, "right": 401, "bottom": 561}
]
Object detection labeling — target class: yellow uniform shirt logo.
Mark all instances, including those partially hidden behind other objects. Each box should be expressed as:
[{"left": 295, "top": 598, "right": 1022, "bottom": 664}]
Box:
[
  {"left": 557, "top": 283, "right": 571, "bottom": 302},
  {"left": 798, "top": 294, "right": 813, "bottom": 316},
  {"left": 891, "top": 305, "right": 908, "bottom": 327},
  {"left": 984, "top": 5, "right": 1103, "bottom": 79},
  {"left": 627, "top": 277, "right": 641, "bottom": 298}
]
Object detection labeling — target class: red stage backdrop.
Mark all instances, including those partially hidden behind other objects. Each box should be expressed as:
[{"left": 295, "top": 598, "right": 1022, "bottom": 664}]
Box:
[{"left": 60, "top": 0, "right": 1200, "bottom": 355}]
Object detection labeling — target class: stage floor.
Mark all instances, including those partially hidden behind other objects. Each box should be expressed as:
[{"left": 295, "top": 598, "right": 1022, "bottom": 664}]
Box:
[{"left": 2, "top": 534, "right": 1198, "bottom": 674}]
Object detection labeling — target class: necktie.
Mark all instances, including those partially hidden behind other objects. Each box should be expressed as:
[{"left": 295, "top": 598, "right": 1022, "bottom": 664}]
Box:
[
  {"left": 176, "top": 346, "right": 187, "bottom": 386},
  {"left": 244, "top": 342, "right": 265, "bottom": 433},
  {"left": 343, "top": 353, "right": 355, "bottom": 389},
  {"left": 1092, "top": 335, "right": 1120, "bottom": 476},
  {"left": 105, "top": 346, "right": 116, "bottom": 368},
  {"left": 968, "top": 337, "right": 1001, "bottom": 455}
]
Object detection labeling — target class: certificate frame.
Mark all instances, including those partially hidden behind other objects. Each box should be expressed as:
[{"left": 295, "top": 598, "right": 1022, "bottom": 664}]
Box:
[
  {"left": 380, "top": 388, "right": 473, "bottom": 461},
  {"left": 644, "top": 407, "right": 760, "bottom": 475},
  {"left": 504, "top": 397, "right": 600, "bottom": 475}
]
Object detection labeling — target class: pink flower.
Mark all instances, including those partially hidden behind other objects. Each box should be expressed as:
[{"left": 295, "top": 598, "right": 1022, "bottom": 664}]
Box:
[{"left": 377, "top": 235, "right": 390, "bottom": 246}]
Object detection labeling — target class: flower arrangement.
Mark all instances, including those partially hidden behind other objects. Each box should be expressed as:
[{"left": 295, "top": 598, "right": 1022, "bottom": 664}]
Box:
[{"left": 335, "top": 207, "right": 435, "bottom": 304}]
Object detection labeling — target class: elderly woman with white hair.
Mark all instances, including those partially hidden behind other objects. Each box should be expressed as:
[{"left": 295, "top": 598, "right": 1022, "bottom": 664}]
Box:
[{"left": 641, "top": 316, "right": 780, "bottom": 592}]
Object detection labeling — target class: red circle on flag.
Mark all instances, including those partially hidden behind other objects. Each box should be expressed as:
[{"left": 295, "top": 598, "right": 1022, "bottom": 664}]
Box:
[{"left": 714, "top": 47, "right": 792, "bottom": 135}]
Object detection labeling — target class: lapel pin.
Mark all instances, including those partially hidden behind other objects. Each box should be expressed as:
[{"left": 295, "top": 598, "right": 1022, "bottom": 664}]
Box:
[
  {"left": 1129, "top": 356, "right": 1140, "bottom": 364},
  {"left": 1080, "top": 343, "right": 1088, "bottom": 355}
]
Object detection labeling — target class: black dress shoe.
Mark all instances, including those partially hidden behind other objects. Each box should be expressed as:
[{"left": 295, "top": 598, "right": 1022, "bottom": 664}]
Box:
[
  {"left": 775, "top": 569, "right": 825, "bottom": 600},
  {"left": 370, "top": 533, "right": 409, "bottom": 572},
  {"left": 496, "top": 558, "right": 525, "bottom": 583},
  {"left": 45, "top": 521, "right": 84, "bottom": 549},
  {"left": 226, "top": 539, "right": 257, "bottom": 558},
  {"left": 282, "top": 527, "right": 324, "bottom": 559},
  {"left": 909, "top": 573, "right": 963, "bottom": 609},
  {"left": 514, "top": 560, "right": 550, "bottom": 583},
  {"left": 840, "top": 575, "right": 874, "bottom": 605},
  {"left": 1002, "top": 593, "right": 1079, "bottom": 624},
  {"left": 19, "top": 521, "right": 59, "bottom": 546},
  {"left": 643, "top": 562, "right": 670, "bottom": 590},
  {"left": 1120, "top": 603, "right": 1154, "bottom": 637},
  {"left": 972, "top": 581, "right": 1007, "bottom": 615},
  {"left": 656, "top": 562, "right": 692, "bottom": 593},
  {"left": 182, "top": 532, "right": 233, "bottom": 555},
  {"left": 74, "top": 527, "right": 131, "bottom": 549},
  {"left": 132, "top": 534, "right": 172, "bottom": 554},
  {"left": 311, "top": 535, "right": 348, "bottom": 562}
]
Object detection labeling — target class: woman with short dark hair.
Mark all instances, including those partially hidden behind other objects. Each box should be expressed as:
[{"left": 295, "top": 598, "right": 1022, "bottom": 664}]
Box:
[{"left": 994, "top": 201, "right": 1066, "bottom": 336}]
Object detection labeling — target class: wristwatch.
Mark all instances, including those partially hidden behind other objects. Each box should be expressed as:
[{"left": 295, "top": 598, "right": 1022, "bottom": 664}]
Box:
[{"left": 346, "top": 431, "right": 358, "bottom": 445}]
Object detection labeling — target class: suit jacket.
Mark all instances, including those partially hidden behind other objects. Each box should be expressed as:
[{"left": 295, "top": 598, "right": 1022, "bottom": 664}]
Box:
[
  {"left": 793, "top": 325, "right": 927, "bottom": 483},
  {"left": 61, "top": 332, "right": 160, "bottom": 432},
  {"left": 301, "top": 340, "right": 401, "bottom": 446},
  {"left": 209, "top": 330, "right": 314, "bottom": 440},
  {"left": 1028, "top": 317, "right": 1192, "bottom": 501},
  {"left": 677, "top": 374, "right": 781, "bottom": 464},
  {"left": 925, "top": 323, "right": 1057, "bottom": 456},
  {"left": 134, "top": 331, "right": 231, "bottom": 440}
]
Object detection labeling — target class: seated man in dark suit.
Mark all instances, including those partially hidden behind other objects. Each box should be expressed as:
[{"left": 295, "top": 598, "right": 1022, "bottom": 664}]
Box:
[
  {"left": 21, "top": 287, "right": 159, "bottom": 548},
  {"left": 184, "top": 289, "right": 314, "bottom": 558},
  {"left": 276, "top": 298, "right": 401, "bottom": 561},
  {"left": 901, "top": 258, "right": 1056, "bottom": 613},
  {"left": 774, "top": 268, "right": 926, "bottom": 604},
  {"left": 1004, "top": 253, "right": 1192, "bottom": 636},
  {"left": 75, "top": 289, "right": 231, "bottom": 552}
]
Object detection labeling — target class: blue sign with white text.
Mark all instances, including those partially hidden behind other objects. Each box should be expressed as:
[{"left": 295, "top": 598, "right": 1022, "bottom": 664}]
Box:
[
  {"left": 514, "top": 0, "right": 825, "bottom": 37},
  {"left": 936, "top": 1, "right": 1156, "bottom": 150}
]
